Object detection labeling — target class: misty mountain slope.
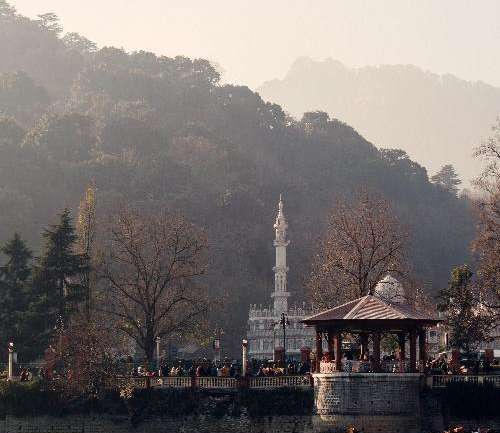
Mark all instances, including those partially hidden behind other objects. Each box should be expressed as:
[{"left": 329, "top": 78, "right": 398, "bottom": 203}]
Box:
[
  {"left": 0, "top": 5, "right": 474, "bottom": 354},
  {"left": 258, "top": 57, "right": 500, "bottom": 184}
]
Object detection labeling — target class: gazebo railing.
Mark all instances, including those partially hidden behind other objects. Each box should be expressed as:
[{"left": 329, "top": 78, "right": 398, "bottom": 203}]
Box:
[
  {"left": 318, "top": 360, "right": 423, "bottom": 373},
  {"left": 319, "top": 361, "right": 338, "bottom": 373}
]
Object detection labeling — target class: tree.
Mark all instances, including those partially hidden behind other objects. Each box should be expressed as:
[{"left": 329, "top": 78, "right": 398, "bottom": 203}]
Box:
[
  {"left": 431, "top": 164, "right": 461, "bottom": 195},
  {"left": 36, "top": 12, "right": 62, "bottom": 34},
  {"left": 0, "top": 1, "right": 16, "bottom": 17},
  {"left": 22, "top": 113, "right": 96, "bottom": 162},
  {"left": 34, "top": 209, "right": 88, "bottom": 322},
  {"left": 0, "top": 117, "right": 24, "bottom": 149},
  {"left": 62, "top": 32, "right": 97, "bottom": 53},
  {"left": 76, "top": 183, "right": 97, "bottom": 321},
  {"left": 100, "top": 208, "right": 209, "bottom": 365},
  {"left": 301, "top": 111, "right": 330, "bottom": 134},
  {"left": 438, "top": 265, "right": 489, "bottom": 353},
  {"left": 0, "top": 233, "right": 32, "bottom": 360},
  {"left": 308, "top": 192, "right": 408, "bottom": 308},
  {"left": 471, "top": 118, "right": 500, "bottom": 328}
]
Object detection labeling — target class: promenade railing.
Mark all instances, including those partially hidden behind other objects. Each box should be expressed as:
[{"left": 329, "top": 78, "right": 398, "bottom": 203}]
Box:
[
  {"left": 110, "top": 375, "right": 312, "bottom": 390},
  {"left": 426, "top": 374, "right": 500, "bottom": 388},
  {"left": 247, "top": 375, "right": 311, "bottom": 389}
]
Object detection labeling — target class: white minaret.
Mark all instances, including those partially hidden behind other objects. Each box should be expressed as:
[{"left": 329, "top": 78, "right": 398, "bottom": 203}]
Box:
[{"left": 271, "top": 194, "right": 290, "bottom": 315}]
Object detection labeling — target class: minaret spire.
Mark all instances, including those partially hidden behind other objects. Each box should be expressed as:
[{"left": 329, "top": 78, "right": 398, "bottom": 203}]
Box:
[{"left": 272, "top": 194, "right": 290, "bottom": 314}]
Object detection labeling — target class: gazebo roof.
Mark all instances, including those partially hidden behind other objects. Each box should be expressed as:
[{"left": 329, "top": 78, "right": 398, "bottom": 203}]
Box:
[{"left": 302, "top": 294, "right": 440, "bottom": 329}]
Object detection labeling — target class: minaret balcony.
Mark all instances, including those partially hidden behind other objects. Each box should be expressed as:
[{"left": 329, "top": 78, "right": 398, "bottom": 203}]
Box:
[{"left": 270, "top": 291, "right": 291, "bottom": 298}]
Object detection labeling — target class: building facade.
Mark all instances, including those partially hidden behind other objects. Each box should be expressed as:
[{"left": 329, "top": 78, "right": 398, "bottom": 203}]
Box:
[{"left": 247, "top": 196, "right": 316, "bottom": 360}]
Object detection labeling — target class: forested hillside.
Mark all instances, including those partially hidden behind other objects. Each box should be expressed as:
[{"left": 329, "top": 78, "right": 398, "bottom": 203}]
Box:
[
  {"left": 0, "top": 3, "right": 474, "bottom": 354},
  {"left": 258, "top": 57, "right": 500, "bottom": 184}
]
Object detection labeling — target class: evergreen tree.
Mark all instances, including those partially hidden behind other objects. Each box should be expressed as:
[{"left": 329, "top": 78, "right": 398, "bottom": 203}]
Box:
[
  {"left": 0, "top": 232, "right": 32, "bottom": 286},
  {"left": 438, "top": 265, "right": 489, "bottom": 353},
  {"left": 431, "top": 164, "right": 462, "bottom": 195},
  {"left": 34, "top": 209, "right": 88, "bottom": 324},
  {"left": 0, "top": 233, "right": 32, "bottom": 360}
]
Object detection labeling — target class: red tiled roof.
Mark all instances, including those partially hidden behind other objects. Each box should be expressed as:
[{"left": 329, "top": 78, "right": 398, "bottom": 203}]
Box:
[{"left": 302, "top": 294, "right": 440, "bottom": 324}]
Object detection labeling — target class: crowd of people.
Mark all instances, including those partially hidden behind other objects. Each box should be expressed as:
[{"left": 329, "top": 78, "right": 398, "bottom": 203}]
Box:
[
  {"left": 130, "top": 358, "right": 312, "bottom": 378},
  {"left": 425, "top": 353, "right": 497, "bottom": 375}
]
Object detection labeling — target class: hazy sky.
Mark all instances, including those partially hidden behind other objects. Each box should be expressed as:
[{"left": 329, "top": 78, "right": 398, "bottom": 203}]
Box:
[{"left": 11, "top": 0, "right": 500, "bottom": 89}]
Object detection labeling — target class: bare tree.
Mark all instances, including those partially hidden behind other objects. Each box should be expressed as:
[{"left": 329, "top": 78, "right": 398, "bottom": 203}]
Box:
[
  {"left": 308, "top": 191, "right": 408, "bottom": 308},
  {"left": 100, "top": 208, "right": 209, "bottom": 365},
  {"left": 471, "top": 120, "right": 500, "bottom": 328}
]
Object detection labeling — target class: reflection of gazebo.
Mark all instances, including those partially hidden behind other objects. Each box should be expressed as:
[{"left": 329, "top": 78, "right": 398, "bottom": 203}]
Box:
[{"left": 302, "top": 293, "right": 441, "bottom": 373}]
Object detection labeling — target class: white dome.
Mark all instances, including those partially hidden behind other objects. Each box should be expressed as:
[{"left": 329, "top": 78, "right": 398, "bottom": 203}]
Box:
[{"left": 374, "top": 274, "right": 406, "bottom": 304}]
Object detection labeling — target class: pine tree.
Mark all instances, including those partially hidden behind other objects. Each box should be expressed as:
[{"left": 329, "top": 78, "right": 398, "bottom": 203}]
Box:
[
  {"left": 0, "top": 233, "right": 32, "bottom": 359},
  {"left": 431, "top": 164, "right": 462, "bottom": 195},
  {"left": 34, "top": 209, "right": 88, "bottom": 324}
]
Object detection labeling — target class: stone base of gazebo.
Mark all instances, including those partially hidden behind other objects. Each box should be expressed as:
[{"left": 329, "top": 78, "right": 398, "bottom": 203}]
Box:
[
  {"left": 313, "top": 373, "right": 422, "bottom": 432},
  {"left": 314, "top": 373, "right": 422, "bottom": 415}
]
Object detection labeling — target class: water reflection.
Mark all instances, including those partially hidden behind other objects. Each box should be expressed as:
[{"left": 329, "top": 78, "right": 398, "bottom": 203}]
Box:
[{"left": 313, "top": 414, "right": 421, "bottom": 433}]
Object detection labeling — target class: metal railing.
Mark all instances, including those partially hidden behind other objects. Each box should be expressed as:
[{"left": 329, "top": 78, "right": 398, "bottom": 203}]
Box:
[
  {"left": 109, "top": 374, "right": 312, "bottom": 390},
  {"left": 157, "top": 376, "right": 192, "bottom": 388},
  {"left": 319, "top": 360, "right": 418, "bottom": 373},
  {"left": 427, "top": 375, "right": 500, "bottom": 388},
  {"left": 248, "top": 375, "right": 311, "bottom": 389},
  {"left": 196, "top": 377, "right": 238, "bottom": 389}
]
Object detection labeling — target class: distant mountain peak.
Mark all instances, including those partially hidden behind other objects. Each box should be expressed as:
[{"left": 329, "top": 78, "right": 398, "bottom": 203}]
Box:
[{"left": 258, "top": 58, "right": 500, "bottom": 184}]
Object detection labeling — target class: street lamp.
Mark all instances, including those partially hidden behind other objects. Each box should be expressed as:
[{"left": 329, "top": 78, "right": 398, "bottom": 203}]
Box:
[
  {"left": 213, "top": 327, "right": 224, "bottom": 363},
  {"left": 279, "top": 312, "right": 290, "bottom": 370},
  {"left": 156, "top": 336, "right": 161, "bottom": 376},
  {"left": 7, "top": 342, "right": 14, "bottom": 381}
]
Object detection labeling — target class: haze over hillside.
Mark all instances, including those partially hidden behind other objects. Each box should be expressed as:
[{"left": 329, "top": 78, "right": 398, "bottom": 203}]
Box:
[
  {"left": 0, "top": 3, "right": 474, "bottom": 354},
  {"left": 258, "top": 57, "right": 500, "bottom": 185}
]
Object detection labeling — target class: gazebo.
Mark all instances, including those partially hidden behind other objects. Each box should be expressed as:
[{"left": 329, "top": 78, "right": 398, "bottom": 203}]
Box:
[{"left": 302, "top": 291, "right": 441, "bottom": 374}]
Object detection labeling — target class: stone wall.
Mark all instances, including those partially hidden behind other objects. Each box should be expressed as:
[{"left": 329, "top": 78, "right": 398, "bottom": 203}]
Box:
[{"left": 314, "top": 373, "right": 421, "bottom": 416}]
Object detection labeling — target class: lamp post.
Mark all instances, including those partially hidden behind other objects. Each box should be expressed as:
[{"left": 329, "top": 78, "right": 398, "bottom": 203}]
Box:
[
  {"left": 242, "top": 339, "right": 248, "bottom": 377},
  {"left": 156, "top": 336, "right": 161, "bottom": 376},
  {"left": 279, "top": 312, "right": 290, "bottom": 370},
  {"left": 7, "top": 342, "right": 14, "bottom": 381},
  {"left": 213, "top": 328, "right": 224, "bottom": 363}
]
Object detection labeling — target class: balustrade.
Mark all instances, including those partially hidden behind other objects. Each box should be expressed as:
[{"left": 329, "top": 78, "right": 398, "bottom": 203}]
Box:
[
  {"left": 196, "top": 377, "right": 238, "bottom": 389},
  {"left": 427, "top": 375, "right": 500, "bottom": 388},
  {"left": 248, "top": 375, "right": 310, "bottom": 389}
]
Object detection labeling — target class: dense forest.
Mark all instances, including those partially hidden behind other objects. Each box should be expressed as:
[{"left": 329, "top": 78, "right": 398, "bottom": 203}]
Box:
[
  {"left": 0, "top": 2, "right": 474, "bottom": 355},
  {"left": 259, "top": 57, "right": 500, "bottom": 185}
]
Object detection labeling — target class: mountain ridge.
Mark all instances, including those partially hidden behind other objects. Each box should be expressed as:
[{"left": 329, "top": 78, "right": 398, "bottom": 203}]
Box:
[{"left": 258, "top": 56, "right": 500, "bottom": 184}]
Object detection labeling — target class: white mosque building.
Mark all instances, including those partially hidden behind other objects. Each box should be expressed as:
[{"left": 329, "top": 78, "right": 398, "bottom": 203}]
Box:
[{"left": 247, "top": 195, "right": 316, "bottom": 361}]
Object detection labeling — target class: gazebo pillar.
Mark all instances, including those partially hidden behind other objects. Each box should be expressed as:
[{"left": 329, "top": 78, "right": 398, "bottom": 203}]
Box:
[
  {"left": 315, "top": 329, "right": 323, "bottom": 372},
  {"left": 398, "top": 332, "right": 406, "bottom": 372},
  {"left": 418, "top": 328, "right": 427, "bottom": 373},
  {"left": 327, "top": 331, "right": 335, "bottom": 358},
  {"left": 334, "top": 332, "right": 342, "bottom": 371},
  {"left": 372, "top": 332, "right": 381, "bottom": 372},
  {"left": 409, "top": 329, "right": 417, "bottom": 373},
  {"left": 360, "top": 333, "right": 369, "bottom": 359}
]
